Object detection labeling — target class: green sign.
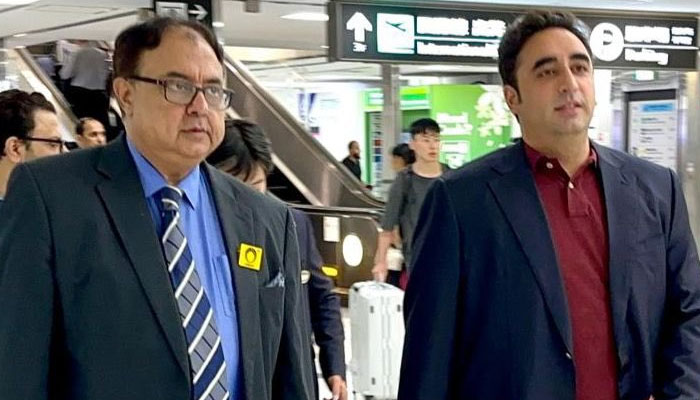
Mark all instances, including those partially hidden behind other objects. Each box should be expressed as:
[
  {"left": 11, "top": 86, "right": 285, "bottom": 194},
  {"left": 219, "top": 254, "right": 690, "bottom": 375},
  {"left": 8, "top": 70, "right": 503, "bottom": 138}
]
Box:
[
  {"left": 363, "top": 84, "right": 513, "bottom": 176},
  {"left": 364, "top": 86, "right": 430, "bottom": 111},
  {"left": 430, "top": 84, "right": 512, "bottom": 167}
]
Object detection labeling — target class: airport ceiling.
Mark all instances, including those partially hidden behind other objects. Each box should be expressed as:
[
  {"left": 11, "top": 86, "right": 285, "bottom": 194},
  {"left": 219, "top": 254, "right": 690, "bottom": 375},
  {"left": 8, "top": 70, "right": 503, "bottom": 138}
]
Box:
[{"left": 0, "top": 0, "right": 698, "bottom": 49}]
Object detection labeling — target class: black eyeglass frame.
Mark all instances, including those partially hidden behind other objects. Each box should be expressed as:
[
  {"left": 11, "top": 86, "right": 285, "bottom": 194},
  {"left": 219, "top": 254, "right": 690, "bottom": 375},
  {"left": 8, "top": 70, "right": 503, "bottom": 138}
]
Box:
[
  {"left": 22, "top": 137, "right": 67, "bottom": 153},
  {"left": 128, "top": 75, "right": 233, "bottom": 110}
]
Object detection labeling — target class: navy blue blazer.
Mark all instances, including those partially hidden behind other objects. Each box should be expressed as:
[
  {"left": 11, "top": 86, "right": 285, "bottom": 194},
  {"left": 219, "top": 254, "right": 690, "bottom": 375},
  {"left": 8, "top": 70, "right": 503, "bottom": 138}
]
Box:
[
  {"left": 292, "top": 209, "right": 346, "bottom": 382},
  {"left": 398, "top": 141, "right": 700, "bottom": 400}
]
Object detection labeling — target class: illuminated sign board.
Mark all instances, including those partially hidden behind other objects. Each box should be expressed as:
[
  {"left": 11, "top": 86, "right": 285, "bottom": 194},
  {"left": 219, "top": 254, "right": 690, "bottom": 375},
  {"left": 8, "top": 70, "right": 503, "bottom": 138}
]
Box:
[
  {"left": 328, "top": 1, "right": 698, "bottom": 69},
  {"left": 153, "top": 0, "right": 212, "bottom": 28}
]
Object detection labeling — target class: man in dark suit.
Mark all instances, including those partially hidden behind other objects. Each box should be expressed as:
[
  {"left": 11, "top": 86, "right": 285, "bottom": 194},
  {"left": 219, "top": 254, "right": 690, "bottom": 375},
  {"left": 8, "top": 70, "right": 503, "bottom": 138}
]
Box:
[
  {"left": 0, "top": 17, "right": 313, "bottom": 400},
  {"left": 399, "top": 10, "right": 700, "bottom": 400},
  {"left": 0, "top": 89, "right": 63, "bottom": 208},
  {"left": 207, "top": 119, "right": 348, "bottom": 400}
]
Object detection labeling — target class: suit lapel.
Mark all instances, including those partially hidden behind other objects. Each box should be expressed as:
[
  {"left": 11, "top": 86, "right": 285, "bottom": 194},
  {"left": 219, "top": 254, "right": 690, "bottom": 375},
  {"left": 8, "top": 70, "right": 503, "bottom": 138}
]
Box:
[
  {"left": 488, "top": 142, "right": 573, "bottom": 355},
  {"left": 95, "top": 137, "right": 190, "bottom": 379},
  {"left": 206, "top": 165, "right": 261, "bottom": 400},
  {"left": 594, "top": 143, "right": 636, "bottom": 352}
]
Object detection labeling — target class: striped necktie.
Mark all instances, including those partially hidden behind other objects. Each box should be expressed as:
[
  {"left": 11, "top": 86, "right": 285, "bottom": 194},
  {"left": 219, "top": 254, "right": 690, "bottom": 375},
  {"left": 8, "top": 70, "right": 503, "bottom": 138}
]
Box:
[{"left": 158, "top": 185, "right": 230, "bottom": 400}]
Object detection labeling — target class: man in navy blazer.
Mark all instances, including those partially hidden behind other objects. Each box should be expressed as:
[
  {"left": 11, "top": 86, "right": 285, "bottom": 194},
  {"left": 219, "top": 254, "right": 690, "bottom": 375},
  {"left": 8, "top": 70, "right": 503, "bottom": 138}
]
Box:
[{"left": 399, "top": 10, "right": 700, "bottom": 400}]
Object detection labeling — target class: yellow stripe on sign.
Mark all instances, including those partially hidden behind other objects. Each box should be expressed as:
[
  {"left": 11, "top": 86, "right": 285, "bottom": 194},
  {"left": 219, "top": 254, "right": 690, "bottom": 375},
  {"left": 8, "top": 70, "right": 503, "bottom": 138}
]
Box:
[
  {"left": 321, "top": 265, "right": 338, "bottom": 277},
  {"left": 238, "top": 243, "right": 263, "bottom": 271}
]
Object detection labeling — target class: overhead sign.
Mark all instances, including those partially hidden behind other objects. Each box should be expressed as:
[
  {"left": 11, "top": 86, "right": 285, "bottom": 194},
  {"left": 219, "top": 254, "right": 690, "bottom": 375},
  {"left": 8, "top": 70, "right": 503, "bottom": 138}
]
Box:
[
  {"left": 153, "top": 0, "right": 213, "bottom": 28},
  {"left": 328, "top": 1, "right": 698, "bottom": 70}
]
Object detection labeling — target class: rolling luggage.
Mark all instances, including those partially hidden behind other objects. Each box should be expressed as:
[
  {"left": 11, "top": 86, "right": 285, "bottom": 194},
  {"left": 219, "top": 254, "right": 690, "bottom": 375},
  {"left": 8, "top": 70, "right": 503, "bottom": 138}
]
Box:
[{"left": 349, "top": 281, "right": 404, "bottom": 399}]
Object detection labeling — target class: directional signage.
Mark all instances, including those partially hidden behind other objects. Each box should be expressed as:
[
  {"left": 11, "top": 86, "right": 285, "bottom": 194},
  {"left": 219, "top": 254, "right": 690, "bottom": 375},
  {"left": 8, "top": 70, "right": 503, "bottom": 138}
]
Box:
[
  {"left": 328, "top": 1, "right": 698, "bottom": 70},
  {"left": 153, "top": 0, "right": 212, "bottom": 28}
]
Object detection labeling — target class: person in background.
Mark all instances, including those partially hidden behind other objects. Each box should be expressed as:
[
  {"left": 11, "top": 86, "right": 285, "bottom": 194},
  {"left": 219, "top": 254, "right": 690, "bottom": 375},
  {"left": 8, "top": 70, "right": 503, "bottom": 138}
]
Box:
[
  {"left": 60, "top": 40, "right": 110, "bottom": 130},
  {"left": 372, "top": 118, "right": 448, "bottom": 288},
  {"left": 0, "top": 89, "right": 61, "bottom": 208},
  {"left": 74, "top": 117, "right": 107, "bottom": 148},
  {"left": 341, "top": 140, "right": 361, "bottom": 180},
  {"left": 35, "top": 54, "right": 56, "bottom": 80},
  {"left": 390, "top": 142, "right": 415, "bottom": 172},
  {"left": 399, "top": 10, "right": 700, "bottom": 400},
  {"left": 208, "top": 119, "right": 348, "bottom": 400},
  {"left": 0, "top": 17, "right": 313, "bottom": 400}
]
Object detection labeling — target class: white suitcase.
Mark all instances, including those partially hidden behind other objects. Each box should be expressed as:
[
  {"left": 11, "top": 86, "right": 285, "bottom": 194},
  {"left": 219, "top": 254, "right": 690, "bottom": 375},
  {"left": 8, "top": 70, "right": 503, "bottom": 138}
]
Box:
[{"left": 349, "top": 281, "right": 405, "bottom": 399}]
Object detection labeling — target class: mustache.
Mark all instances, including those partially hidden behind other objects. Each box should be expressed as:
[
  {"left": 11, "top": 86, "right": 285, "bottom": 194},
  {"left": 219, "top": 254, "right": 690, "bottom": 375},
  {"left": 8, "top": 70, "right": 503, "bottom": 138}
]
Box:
[{"left": 554, "top": 96, "right": 585, "bottom": 108}]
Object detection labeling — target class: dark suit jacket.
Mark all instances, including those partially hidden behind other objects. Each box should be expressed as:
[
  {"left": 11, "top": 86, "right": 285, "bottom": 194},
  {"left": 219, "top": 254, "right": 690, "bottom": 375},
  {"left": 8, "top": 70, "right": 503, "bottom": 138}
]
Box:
[
  {"left": 291, "top": 208, "right": 346, "bottom": 385},
  {"left": 0, "top": 137, "right": 314, "bottom": 400},
  {"left": 398, "top": 141, "right": 700, "bottom": 400}
]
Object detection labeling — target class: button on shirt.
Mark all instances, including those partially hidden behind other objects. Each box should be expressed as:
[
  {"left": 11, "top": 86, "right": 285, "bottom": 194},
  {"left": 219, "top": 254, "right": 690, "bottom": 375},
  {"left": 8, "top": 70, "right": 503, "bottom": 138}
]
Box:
[
  {"left": 525, "top": 143, "right": 618, "bottom": 400},
  {"left": 127, "top": 139, "right": 242, "bottom": 397}
]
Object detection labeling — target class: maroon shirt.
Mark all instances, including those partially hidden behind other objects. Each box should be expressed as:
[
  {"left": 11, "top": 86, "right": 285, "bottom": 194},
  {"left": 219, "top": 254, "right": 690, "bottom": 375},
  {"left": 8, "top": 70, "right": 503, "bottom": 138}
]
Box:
[{"left": 525, "top": 143, "right": 619, "bottom": 400}]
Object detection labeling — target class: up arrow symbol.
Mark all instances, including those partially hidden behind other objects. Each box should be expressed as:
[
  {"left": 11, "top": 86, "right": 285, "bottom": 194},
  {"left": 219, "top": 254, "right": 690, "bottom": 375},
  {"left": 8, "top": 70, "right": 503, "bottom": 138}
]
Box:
[{"left": 346, "top": 12, "right": 372, "bottom": 42}]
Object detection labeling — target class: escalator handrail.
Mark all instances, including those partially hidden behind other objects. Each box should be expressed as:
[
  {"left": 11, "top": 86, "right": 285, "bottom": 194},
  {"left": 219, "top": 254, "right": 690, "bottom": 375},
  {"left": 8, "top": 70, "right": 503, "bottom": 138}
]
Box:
[
  {"left": 15, "top": 48, "right": 78, "bottom": 124},
  {"left": 223, "top": 54, "right": 385, "bottom": 209},
  {"left": 292, "top": 203, "right": 383, "bottom": 218}
]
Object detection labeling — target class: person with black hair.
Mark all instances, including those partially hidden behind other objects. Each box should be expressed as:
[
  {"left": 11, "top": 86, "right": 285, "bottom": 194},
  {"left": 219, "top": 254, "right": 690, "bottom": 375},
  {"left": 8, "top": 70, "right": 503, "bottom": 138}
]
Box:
[
  {"left": 390, "top": 143, "right": 415, "bottom": 172},
  {"left": 341, "top": 140, "right": 361, "bottom": 180},
  {"left": 0, "top": 89, "right": 61, "bottom": 207},
  {"left": 0, "top": 18, "right": 312, "bottom": 400},
  {"left": 208, "top": 119, "right": 348, "bottom": 400},
  {"left": 74, "top": 117, "right": 106, "bottom": 148},
  {"left": 372, "top": 118, "right": 449, "bottom": 288},
  {"left": 399, "top": 10, "right": 700, "bottom": 400}
]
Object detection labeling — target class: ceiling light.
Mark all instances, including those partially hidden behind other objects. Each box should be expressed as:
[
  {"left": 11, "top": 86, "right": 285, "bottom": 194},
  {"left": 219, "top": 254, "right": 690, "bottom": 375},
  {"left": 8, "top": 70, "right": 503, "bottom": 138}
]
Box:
[
  {"left": 419, "top": 65, "right": 462, "bottom": 72},
  {"left": 212, "top": 21, "right": 225, "bottom": 28},
  {"left": 12, "top": 33, "right": 27, "bottom": 38},
  {"left": 313, "top": 75, "right": 381, "bottom": 81},
  {"left": 0, "top": 0, "right": 39, "bottom": 4},
  {"left": 281, "top": 12, "right": 329, "bottom": 22},
  {"left": 634, "top": 70, "right": 655, "bottom": 81},
  {"left": 320, "top": 45, "right": 329, "bottom": 49}
]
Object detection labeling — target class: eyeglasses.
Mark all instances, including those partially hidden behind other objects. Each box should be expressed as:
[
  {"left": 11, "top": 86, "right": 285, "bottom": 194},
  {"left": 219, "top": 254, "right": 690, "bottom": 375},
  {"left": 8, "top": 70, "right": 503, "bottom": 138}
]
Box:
[
  {"left": 129, "top": 76, "right": 233, "bottom": 111},
  {"left": 22, "top": 137, "right": 66, "bottom": 153}
]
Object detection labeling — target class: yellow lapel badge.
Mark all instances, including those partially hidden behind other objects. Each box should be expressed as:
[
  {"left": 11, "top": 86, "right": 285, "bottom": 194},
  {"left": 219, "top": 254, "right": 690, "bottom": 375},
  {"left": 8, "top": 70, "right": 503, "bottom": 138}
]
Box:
[{"left": 238, "top": 243, "right": 263, "bottom": 271}]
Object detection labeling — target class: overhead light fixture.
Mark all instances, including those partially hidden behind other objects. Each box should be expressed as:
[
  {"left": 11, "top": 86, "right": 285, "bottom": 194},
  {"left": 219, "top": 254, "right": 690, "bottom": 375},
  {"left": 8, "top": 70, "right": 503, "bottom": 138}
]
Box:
[
  {"left": 212, "top": 21, "right": 225, "bottom": 28},
  {"left": 12, "top": 33, "right": 27, "bottom": 38},
  {"left": 320, "top": 45, "right": 329, "bottom": 49},
  {"left": 634, "top": 70, "right": 655, "bottom": 81},
  {"left": 281, "top": 12, "right": 329, "bottom": 22},
  {"left": 313, "top": 75, "right": 381, "bottom": 81},
  {"left": 0, "top": 0, "right": 38, "bottom": 4},
  {"left": 419, "top": 64, "right": 462, "bottom": 72}
]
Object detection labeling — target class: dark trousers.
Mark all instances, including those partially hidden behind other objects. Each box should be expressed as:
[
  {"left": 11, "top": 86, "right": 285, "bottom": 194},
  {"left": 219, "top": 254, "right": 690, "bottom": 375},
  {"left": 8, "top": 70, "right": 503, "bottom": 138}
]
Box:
[{"left": 70, "top": 86, "right": 109, "bottom": 130}]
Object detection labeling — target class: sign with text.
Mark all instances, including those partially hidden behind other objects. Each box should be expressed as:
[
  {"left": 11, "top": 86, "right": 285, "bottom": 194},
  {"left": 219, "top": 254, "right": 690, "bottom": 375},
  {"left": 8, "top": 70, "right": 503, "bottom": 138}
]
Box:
[
  {"left": 628, "top": 99, "right": 678, "bottom": 170},
  {"left": 153, "top": 0, "right": 212, "bottom": 28},
  {"left": 328, "top": 1, "right": 698, "bottom": 69}
]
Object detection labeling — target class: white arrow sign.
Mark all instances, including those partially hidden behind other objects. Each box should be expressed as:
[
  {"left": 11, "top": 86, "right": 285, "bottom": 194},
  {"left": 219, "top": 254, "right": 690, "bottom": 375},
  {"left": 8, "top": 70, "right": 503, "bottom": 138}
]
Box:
[
  {"left": 188, "top": 4, "right": 208, "bottom": 21},
  {"left": 346, "top": 12, "right": 372, "bottom": 42}
]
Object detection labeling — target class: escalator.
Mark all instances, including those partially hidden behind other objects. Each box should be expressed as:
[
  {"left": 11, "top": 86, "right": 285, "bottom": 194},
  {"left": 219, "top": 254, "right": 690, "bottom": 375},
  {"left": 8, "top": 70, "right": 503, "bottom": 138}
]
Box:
[{"left": 9, "top": 47, "right": 383, "bottom": 290}]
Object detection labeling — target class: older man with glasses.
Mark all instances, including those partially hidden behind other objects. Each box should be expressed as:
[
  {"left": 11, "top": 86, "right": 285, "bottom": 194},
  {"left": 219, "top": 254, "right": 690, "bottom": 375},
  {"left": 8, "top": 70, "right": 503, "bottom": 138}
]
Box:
[
  {"left": 0, "top": 89, "right": 62, "bottom": 208},
  {"left": 0, "top": 17, "right": 313, "bottom": 400}
]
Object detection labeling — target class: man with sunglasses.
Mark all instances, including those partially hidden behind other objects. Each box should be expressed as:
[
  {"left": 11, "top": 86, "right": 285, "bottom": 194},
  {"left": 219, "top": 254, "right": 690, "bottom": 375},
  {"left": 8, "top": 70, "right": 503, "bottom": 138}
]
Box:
[
  {"left": 0, "top": 17, "right": 313, "bottom": 400},
  {"left": 0, "top": 89, "right": 62, "bottom": 208}
]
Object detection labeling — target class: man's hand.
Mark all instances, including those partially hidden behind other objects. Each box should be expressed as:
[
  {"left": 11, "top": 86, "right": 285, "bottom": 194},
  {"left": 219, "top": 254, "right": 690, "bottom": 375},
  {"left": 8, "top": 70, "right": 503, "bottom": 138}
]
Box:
[
  {"left": 372, "top": 260, "right": 388, "bottom": 282},
  {"left": 325, "top": 375, "right": 347, "bottom": 400}
]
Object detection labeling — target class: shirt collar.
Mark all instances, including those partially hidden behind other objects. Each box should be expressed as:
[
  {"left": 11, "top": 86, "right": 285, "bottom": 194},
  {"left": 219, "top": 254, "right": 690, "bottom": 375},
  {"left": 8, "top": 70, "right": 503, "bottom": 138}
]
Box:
[
  {"left": 126, "top": 137, "right": 201, "bottom": 209},
  {"left": 523, "top": 141, "right": 598, "bottom": 173}
]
